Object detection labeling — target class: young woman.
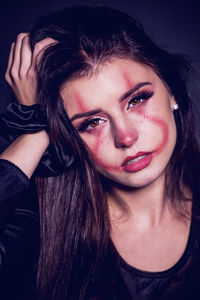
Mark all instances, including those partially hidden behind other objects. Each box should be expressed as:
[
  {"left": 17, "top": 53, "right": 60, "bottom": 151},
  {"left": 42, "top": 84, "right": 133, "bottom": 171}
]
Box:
[{"left": 1, "top": 5, "right": 200, "bottom": 300}]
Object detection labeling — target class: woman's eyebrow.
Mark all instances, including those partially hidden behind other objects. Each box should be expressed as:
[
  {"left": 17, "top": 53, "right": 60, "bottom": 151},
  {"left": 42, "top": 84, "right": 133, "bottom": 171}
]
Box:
[
  {"left": 71, "top": 109, "right": 102, "bottom": 122},
  {"left": 120, "top": 82, "right": 152, "bottom": 102}
]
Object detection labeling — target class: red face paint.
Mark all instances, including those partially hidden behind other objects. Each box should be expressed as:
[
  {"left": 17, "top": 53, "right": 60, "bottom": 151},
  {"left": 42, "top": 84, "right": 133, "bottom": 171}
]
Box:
[
  {"left": 74, "top": 92, "right": 87, "bottom": 113},
  {"left": 144, "top": 114, "right": 169, "bottom": 154},
  {"left": 90, "top": 112, "right": 169, "bottom": 173},
  {"left": 123, "top": 72, "right": 134, "bottom": 90},
  {"left": 91, "top": 131, "right": 101, "bottom": 156},
  {"left": 135, "top": 104, "right": 169, "bottom": 155},
  {"left": 90, "top": 131, "right": 122, "bottom": 172},
  {"left": 93, "top": 156, "right": 122, "bottom": 172}
]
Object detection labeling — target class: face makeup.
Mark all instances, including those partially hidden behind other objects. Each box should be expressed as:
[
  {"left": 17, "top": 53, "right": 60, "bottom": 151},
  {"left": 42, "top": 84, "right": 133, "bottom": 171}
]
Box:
[
  {"left": 61, "top": 59, "right": 177, "bottom": 188},
  {"left": 74, "top": 92, "right": 88, "bottom": 113}
]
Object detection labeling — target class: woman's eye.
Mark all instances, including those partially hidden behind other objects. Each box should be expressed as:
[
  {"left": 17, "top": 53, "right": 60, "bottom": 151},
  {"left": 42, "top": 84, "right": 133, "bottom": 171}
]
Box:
[
  {"left": 88, "top": 118, "right": 104, "bottom": 128},
  {"left": 128, "top": 98, "right": 142, "bottom": 107},
  {"left": 127, "top": 90, "right": 153, "bottom": 110},
  {"left": 77, "top": 118, "right": 106, "bottom": 132}
]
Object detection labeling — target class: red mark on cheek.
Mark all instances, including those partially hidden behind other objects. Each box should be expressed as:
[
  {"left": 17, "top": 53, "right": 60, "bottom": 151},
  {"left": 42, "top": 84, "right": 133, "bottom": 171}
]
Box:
[
  {"left": 144, "top": 115, "right": 169, "bottom": 154},
  {"left": 90, "top": 131, "right": 122, "bottom": 172},
  {"left": 91, "top": 131, "right": 101, "bottom": 157},
  {"left": 94, "top": 157, "right": 122, "bottom": 172},
  {"left": 135, "top": 107, "right": 169, "bottom": 155},
  {"left": 74, "top": 92, "right": 87, "bottom": 113}
]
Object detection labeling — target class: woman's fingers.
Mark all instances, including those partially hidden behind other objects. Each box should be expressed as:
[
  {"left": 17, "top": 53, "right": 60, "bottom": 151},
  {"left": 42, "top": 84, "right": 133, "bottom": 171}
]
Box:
[
  {"left": 10, "top": 33, "right": 29, "bottom": 81},
  {"left": 5, "top": 42, "right": 15, "bottom": 85},
  {"left": 5, "top": 34, "right": 57, "bottom": 105},
  {"left": 5, "top": 32, "right": 37, "bottom": 105},
  {"left": 5, "top": 32, "right": 30, "bottom": 86},
  {"left": 20, "top": 35, "right": 32, "bottom": 78}
]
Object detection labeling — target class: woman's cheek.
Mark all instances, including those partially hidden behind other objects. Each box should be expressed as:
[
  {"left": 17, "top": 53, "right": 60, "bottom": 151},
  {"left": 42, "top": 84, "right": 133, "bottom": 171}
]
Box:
[
  {"left": 86, "top": 130, "right": 122, "bottom": 172},
  {"left": 90, "top": 130, "right": 108, "bottom": 164},
  {"left": 81, "top": 129, "right": 105, "bottom": 162},
  {"left": 90, "top": 130, "right": 102, "bottom": 157},
  {"left": 134, "top": 102, "right": 170, "bottom": 155},
  {"left": 144, "top": 114, "right": 169, "bottom": 154}
]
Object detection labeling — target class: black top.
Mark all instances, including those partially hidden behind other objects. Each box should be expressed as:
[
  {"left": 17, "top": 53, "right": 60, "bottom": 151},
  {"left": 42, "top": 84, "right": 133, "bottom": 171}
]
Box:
[
  {"left": 0, "top": 159, "right": 39, "bottom": 300},
  {"left": 114, "top": 200, "right": 200, "bottom": 300},
  {"left": 1, "top": 158, "right": 200, "bottom": 299}
]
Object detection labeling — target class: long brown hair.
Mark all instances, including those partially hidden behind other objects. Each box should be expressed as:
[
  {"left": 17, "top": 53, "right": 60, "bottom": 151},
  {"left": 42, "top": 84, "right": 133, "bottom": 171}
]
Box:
[{"left": 30, "top": 6, "right": 200, "bottom": 299}]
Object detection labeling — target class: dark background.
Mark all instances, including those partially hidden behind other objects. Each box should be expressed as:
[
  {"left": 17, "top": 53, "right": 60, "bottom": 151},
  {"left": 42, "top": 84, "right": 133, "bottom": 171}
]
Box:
[{"left": 1, "top": 0, "right": 200, "bottom": 128}]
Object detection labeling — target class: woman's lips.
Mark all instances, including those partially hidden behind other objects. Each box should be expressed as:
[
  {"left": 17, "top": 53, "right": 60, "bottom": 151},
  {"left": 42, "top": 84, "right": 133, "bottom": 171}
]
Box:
[{"left": 121, "top": 152, "right": 153, "bottom": 172}]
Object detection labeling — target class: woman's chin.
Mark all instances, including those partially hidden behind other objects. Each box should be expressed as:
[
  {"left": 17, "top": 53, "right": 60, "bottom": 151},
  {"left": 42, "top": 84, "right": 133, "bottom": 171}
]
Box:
[{"left": 99, "top": 170, "right": 160, "bottom": 191}]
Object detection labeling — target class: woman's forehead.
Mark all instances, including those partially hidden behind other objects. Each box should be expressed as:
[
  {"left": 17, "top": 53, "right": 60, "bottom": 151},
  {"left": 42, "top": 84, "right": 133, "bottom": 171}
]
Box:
[
  {"left": 60, "top": 59, "right": 163, "bottom": 117},
  {"left": 61, "top": 59, "right": 158, "bottom": 96}
]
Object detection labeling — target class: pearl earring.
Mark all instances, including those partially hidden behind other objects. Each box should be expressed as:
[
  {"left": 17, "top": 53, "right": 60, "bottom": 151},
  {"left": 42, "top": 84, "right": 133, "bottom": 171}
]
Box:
[{"left": 173, "top": 103, "right": 179, "bottom": 110}]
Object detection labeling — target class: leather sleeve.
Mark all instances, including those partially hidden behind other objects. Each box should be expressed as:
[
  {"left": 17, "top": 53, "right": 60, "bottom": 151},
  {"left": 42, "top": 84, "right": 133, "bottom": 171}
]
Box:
[{"left": 0, "top": 159, "right": 39, "bottom": 299}]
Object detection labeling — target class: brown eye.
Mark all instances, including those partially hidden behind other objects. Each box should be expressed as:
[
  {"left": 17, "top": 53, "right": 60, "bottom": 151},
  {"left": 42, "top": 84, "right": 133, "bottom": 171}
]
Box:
[
  {"left": 129, "top": 98, "right": 141, "bottom": 106},
  {"left": 77, "top": 117, "right": 106, "bottom": 132},
  {"left": 127, "top": 90, "right": 154, "bottom": 110},
  {"left": 89, "top": 119, "right": 100, "bottom": 128},
  {"left": 88, "top": 118, "right": 106, "bottom": 129}
]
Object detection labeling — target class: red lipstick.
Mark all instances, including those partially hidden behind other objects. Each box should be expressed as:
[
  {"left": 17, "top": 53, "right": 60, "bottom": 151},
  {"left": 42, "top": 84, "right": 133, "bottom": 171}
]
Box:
[{"left": 121, "top": 152, "right": 152, "bottom": 172}]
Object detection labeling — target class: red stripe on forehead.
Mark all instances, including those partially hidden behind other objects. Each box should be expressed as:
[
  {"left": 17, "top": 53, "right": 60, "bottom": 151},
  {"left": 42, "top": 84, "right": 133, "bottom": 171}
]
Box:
[
  {"left": 74, "top": 91, "right": 87, "bottom": 113},
  {"left": 123, "top": 72, "right": 134, "bottom": 89}
]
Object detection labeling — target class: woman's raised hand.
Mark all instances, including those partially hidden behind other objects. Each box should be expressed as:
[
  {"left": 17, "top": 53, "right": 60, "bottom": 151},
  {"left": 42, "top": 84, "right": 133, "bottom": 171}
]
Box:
[
  {"left": 1, "top": 34, "right": 56, "bottom": 177},
  {"left": 5, "top": 33, "right": 55, "bottom": 105}
]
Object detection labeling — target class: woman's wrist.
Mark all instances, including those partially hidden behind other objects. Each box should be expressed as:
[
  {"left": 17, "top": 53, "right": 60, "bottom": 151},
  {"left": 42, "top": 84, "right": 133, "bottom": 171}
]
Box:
[{"left": 0, "top": 131, "right": 50, "bottom": 178}]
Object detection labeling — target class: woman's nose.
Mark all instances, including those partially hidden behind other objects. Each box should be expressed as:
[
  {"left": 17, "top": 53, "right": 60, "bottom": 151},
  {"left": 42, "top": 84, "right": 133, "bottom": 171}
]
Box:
[{"left": 113, "top": 123, "right": 138, "bottom": 148}]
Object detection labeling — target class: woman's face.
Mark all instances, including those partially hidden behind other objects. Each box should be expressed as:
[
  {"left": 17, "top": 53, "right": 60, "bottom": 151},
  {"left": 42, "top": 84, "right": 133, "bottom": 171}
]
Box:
[{"left": 61, "top": 59, "right": 177, "bottom": 188}]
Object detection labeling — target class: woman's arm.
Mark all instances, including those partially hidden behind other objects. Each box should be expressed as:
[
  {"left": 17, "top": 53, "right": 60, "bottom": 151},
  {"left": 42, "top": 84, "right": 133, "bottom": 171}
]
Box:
[
  {"left": 0, "top": 158, "right": 39, "bottom": 300},
  {"left": 0, "top": 131, "right": 49, "bottom": 178},
  {"left": 1, "top": 33, "right": 56, "bottom": 177},
  {"left": 0, "top": 34, "right": 56, "bottom": 298}
]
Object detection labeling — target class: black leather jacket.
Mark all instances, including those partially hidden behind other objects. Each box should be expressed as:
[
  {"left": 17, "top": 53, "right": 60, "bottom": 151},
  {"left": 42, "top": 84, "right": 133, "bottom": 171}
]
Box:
[{"left": 0, "top": 159, "right": 39, "bottom": 300}]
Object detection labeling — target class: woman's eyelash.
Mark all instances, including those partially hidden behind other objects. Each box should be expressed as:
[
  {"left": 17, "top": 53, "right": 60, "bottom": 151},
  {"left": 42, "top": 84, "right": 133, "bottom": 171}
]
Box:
[{"left": 127, "top": 90, "right": 153, "bottom": 109}]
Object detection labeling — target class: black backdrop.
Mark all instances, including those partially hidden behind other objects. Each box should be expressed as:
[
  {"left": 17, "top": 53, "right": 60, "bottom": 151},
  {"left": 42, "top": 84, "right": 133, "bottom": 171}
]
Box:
[{"left": 1, "top": 0, "right": 200, "bottom": 129}]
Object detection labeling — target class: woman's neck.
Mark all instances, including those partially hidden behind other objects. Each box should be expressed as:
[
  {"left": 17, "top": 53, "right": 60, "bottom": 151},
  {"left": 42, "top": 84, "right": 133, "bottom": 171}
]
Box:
[
  {"left": 107, "top": 173, "right": 172, "bottom": 229},
  {"left": 107, "top": 174, "right": 192, "bottom": 272}
]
